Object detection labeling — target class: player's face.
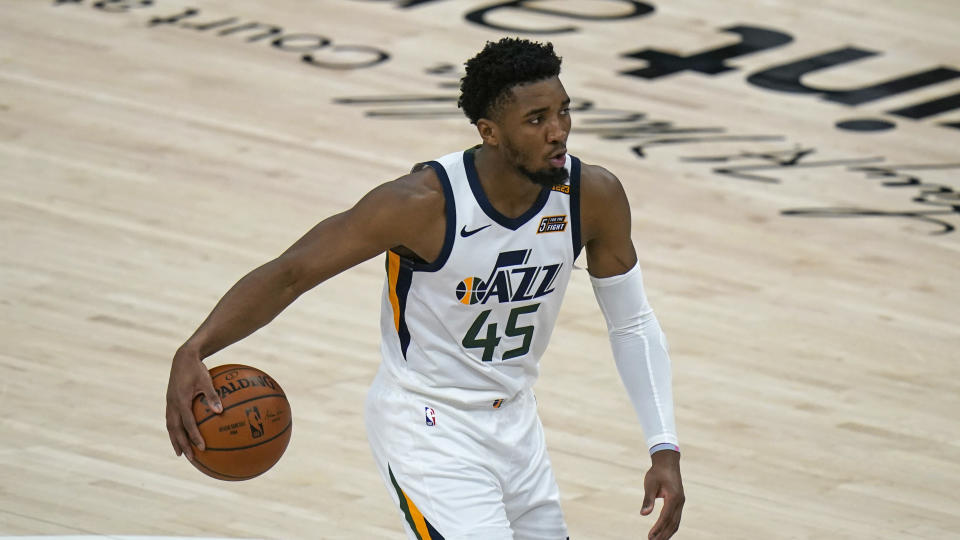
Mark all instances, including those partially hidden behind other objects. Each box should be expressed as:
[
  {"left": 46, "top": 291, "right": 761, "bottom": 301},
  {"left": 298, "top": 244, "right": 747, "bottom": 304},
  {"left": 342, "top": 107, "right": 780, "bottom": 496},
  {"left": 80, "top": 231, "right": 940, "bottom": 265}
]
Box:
[{"left": 497, "top": 77, "right": 571, "bottom": 187}]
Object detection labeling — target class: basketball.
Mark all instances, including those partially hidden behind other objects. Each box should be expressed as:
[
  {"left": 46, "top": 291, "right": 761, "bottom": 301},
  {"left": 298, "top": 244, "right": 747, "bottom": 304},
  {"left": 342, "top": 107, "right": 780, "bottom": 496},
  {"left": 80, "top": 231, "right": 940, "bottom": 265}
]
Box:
[{"left": 189, "top": 364, "right": 292, "bottom": 481}]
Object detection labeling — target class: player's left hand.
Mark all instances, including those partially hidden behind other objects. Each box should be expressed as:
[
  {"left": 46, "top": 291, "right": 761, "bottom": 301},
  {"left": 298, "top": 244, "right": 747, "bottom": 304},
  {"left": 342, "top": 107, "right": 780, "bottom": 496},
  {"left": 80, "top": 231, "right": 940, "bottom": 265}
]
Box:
[{"left": 641, "top": 449, "right": 684, "bottom": 540}]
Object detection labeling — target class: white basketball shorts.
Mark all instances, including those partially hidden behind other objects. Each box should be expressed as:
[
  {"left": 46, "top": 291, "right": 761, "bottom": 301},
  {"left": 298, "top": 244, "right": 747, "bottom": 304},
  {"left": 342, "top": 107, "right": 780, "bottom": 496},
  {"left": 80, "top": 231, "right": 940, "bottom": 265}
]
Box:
[{"left": 364, "top": 366, "right": 569, "bottom": 540}]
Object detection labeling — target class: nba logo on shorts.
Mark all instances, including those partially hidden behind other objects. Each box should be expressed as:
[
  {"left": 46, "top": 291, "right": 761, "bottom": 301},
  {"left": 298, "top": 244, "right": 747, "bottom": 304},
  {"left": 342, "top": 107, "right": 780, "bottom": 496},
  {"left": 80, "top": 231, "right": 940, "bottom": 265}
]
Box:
[{"left": 424, "top": 407, "right": 436, "bottom": 427}]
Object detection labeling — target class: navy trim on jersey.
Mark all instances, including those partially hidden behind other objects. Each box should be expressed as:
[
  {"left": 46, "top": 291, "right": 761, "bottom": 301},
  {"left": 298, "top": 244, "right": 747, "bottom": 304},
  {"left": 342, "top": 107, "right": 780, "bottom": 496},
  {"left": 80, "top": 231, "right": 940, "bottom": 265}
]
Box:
[
  {"left": 386, "top": 160, "right": 453, "bottom": 357},
  {"left": 463, "top": 149, "right": 551, "bottom": 231},
  {"left": 395, "top": 261, "right": 413, "bottom": 357},
  {"left": 570, "top": 156, "right": 583, "bottom": 260},
  {"left": 409, "top": 160, "right": 456, "bottom": 272},
  {"left": 424, "top": 520, "right": 445, "bottom": 539}
]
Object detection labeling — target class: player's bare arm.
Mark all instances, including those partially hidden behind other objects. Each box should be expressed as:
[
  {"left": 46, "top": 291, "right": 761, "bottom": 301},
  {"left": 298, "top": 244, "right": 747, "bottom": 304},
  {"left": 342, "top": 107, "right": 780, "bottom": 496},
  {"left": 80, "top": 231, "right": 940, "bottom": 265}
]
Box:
[
  {"left": 580, "top": 162, "right": 639, "bottom": 278},
  {"left": 580, "top": 162, "right": 685, "bottom": 540},
  {"left": 165, "top": 168, "right": 446, "bottom": 460}
]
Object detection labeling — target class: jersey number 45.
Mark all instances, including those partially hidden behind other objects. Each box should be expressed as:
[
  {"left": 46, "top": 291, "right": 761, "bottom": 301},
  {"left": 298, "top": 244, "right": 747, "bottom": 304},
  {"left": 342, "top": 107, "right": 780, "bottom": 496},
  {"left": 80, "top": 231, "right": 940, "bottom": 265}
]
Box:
[{"left": 461, "top": 303, "right": 541, "bottom": 362}]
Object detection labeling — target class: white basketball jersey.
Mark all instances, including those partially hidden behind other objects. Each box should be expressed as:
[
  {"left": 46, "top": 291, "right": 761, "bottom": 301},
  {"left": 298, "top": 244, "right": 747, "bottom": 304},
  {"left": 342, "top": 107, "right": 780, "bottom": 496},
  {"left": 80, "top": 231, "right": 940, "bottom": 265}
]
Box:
[{"left": 379, "top": 148, "right": 582, "bottom": 406}]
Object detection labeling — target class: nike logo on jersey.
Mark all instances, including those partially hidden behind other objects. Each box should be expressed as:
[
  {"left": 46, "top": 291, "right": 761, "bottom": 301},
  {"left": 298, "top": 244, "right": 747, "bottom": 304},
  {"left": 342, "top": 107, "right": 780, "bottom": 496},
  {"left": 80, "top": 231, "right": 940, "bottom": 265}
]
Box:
[{"left": 460, "top": 224, "right": 491, "bottom": 237}]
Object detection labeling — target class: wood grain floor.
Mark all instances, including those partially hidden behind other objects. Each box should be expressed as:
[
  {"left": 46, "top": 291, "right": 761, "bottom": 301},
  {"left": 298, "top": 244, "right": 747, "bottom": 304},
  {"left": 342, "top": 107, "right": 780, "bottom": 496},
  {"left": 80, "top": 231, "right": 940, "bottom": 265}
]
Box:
[{"left": 2, "top": 1, "right": 959, "bottom": 538}]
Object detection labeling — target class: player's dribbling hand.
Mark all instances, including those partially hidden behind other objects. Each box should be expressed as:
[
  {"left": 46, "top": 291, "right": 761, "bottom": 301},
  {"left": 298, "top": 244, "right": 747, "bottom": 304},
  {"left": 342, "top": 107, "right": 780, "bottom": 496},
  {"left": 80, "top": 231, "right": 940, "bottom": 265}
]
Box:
[
  {"left": 165, "top": 346, "right": 223, "bottom": 461},
  {"left": 641, "top": 449, "right": 684, "bottom": 540}
]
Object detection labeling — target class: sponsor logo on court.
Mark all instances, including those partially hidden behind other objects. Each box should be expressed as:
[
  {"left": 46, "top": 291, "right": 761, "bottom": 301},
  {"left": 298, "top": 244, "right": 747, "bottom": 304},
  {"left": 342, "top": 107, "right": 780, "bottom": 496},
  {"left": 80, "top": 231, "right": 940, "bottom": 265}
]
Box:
[
  {"left": 53, "top": 1, "right": 390, "bottom": 71},
  {"left": 56, "top": 1, "right": 959, "bottom": 133},
  {"left": 338, "top": 64, "right": 960, "bottom": 235},
  {"left": 55, "top": 1, "right": 959, "bottom": 234}
]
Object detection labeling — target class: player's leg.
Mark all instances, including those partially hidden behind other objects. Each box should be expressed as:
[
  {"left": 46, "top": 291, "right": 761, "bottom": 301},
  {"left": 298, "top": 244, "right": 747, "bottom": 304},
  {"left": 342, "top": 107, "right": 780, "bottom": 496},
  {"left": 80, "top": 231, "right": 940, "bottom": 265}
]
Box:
[
  {"left": 499, "top": 392, "right": 569, "bottom": 540},
  {"left": 377, "top": 460, "right": 514, "bottom": 540},
  {"left": 504, "top": 455, "right": 567, "bottom": 540},
  {"left": 364, "top": 367, "right": 515, "bottom": 539}
]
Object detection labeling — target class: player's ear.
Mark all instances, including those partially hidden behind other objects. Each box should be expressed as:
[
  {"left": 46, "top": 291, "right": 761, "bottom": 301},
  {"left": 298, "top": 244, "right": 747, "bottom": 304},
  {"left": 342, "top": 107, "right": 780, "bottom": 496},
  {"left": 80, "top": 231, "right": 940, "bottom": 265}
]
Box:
[{"left": 476, "top": 118, "right": 499, "bottom": 147}]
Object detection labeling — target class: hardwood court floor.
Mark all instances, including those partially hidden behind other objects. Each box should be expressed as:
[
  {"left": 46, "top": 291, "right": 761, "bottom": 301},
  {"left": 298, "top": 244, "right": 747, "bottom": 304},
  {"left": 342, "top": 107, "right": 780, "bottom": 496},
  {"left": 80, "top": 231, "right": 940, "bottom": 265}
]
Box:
[{"left": 2, "top": 1, "right": 959, "bottom": 538}]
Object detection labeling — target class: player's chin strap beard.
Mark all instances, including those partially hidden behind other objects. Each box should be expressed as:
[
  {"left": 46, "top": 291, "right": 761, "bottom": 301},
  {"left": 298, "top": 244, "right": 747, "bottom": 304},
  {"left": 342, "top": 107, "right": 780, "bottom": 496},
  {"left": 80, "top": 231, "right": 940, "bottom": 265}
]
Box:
[
  {"left": 499, "top": 140, "right": 568, "bottom": 188},
  {"left": 520, "top": 164, "right": 569, "bottom": 188}
]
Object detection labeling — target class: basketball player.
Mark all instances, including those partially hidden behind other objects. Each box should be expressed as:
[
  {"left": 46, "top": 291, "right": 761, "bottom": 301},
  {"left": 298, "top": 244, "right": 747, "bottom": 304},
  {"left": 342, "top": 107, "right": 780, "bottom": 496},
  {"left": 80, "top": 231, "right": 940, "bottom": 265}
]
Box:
[{"left": 166, "top": 38, "right": 683, "bottom": 540}]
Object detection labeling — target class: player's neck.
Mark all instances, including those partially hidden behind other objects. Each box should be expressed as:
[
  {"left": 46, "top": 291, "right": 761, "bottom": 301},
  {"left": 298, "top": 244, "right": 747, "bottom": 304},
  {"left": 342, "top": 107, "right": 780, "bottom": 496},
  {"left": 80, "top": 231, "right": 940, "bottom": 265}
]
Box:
[{"left": 473, "top": 145, "right": 544, "bottom": 219}]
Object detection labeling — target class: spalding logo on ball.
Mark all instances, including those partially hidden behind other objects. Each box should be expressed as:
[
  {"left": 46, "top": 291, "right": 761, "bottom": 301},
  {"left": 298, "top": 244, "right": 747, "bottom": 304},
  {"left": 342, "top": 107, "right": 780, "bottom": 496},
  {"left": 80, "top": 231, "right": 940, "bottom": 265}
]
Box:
[{"left": 190, "top": 364, "right": 292, "bottom": 481}]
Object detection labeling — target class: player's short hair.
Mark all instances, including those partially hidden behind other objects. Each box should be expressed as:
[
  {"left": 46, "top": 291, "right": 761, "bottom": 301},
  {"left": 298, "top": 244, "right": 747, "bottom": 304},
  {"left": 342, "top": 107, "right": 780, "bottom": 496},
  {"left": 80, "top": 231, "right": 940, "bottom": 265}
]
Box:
[{"left": 458, "top": 38, "right": 562, "bottom": 125}]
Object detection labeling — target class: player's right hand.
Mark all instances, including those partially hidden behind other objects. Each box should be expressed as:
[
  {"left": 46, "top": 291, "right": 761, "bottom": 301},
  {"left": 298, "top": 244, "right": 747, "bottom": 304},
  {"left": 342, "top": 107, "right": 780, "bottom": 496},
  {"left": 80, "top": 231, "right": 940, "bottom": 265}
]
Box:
[{"left": 165, "top": 346, "right": 223, "bottom": 461}]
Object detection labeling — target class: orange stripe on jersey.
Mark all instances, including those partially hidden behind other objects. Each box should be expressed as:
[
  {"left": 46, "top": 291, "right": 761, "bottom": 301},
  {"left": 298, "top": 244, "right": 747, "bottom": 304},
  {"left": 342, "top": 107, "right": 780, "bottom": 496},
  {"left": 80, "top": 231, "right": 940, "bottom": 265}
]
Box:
[
  {"left": 389, "top": 465, "right": 441, "bottom": 539},
  {"left": 387, "top": 251, "right": 401, "bottom": 332},
  {"left": 402, "top": 490, "right": 434, "bottom": 539}
]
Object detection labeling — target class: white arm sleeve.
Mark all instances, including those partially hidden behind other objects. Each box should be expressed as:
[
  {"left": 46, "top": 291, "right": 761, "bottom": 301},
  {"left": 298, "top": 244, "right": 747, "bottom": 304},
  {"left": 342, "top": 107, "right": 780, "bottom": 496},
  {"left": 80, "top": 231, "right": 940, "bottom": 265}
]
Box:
[{"left": 591, "top": 263, "right": 679, "bottom": 452}]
